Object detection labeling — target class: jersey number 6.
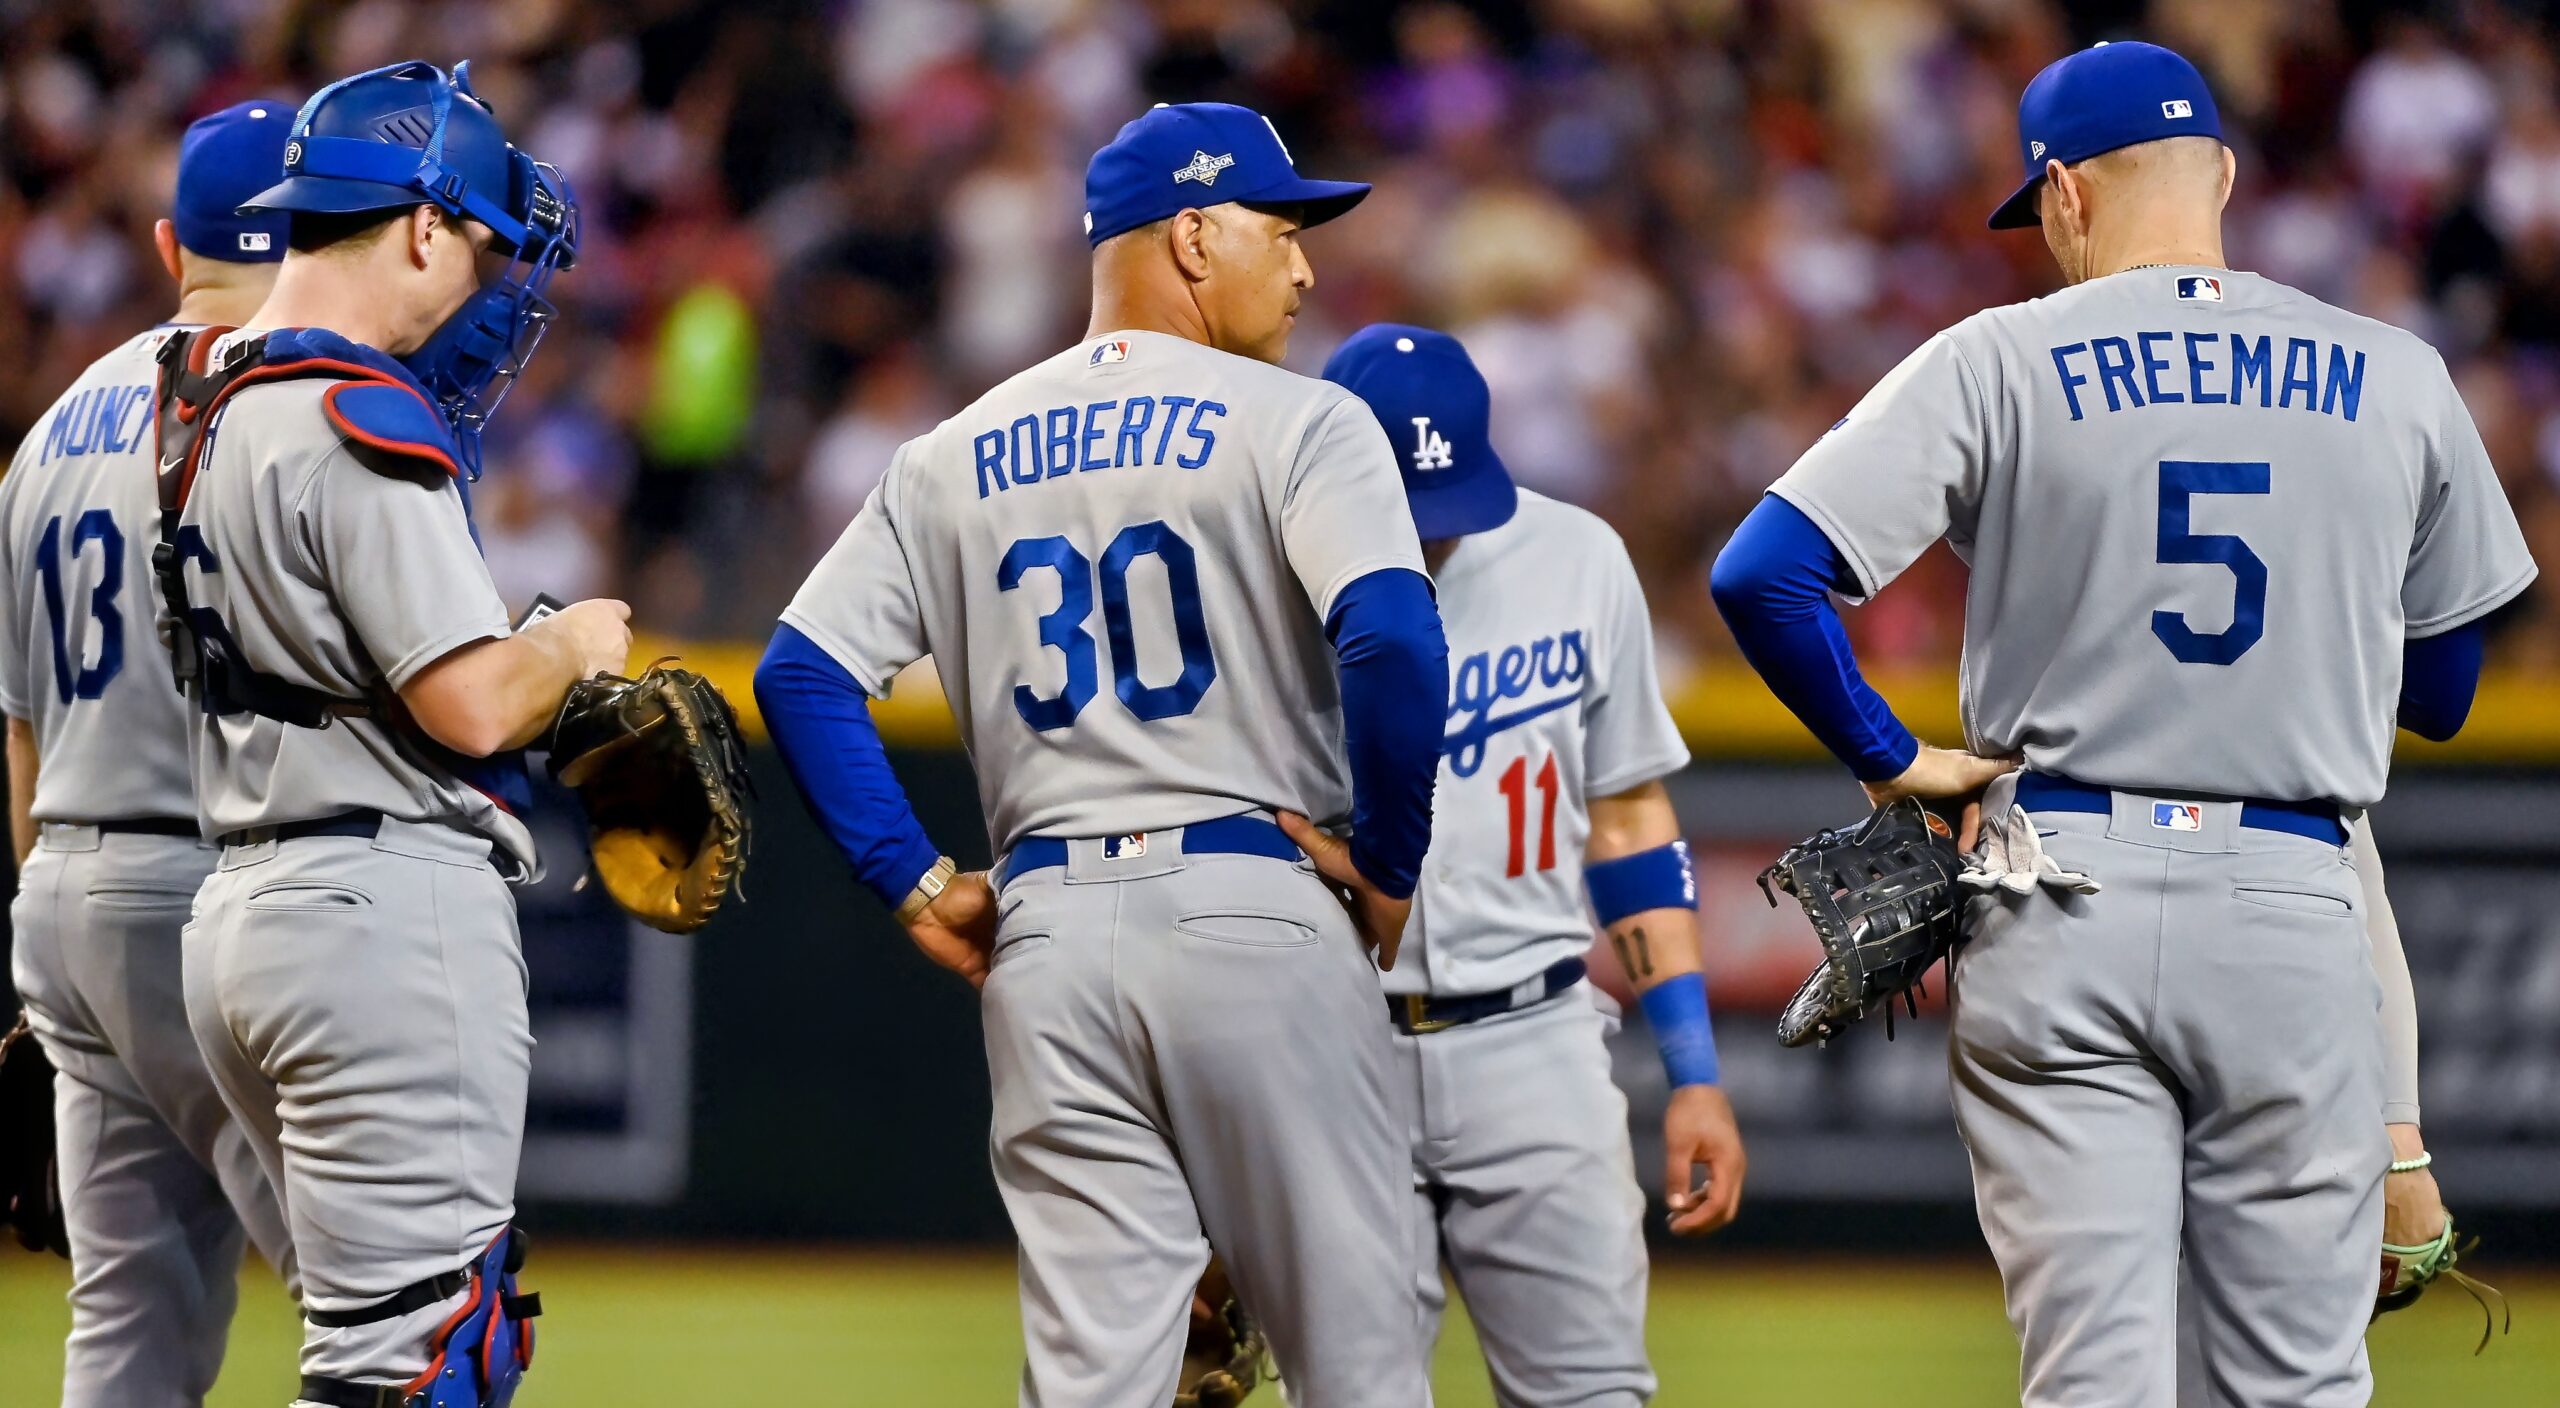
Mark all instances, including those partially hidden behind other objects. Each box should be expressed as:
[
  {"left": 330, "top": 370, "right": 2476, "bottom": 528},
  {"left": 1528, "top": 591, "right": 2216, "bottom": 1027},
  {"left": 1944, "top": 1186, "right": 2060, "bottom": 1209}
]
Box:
[
  {"left": 2150, "top": 459, "right": 2269, "bottom": 667},
  {"left": 999, "top": 521, "right": 1218, "bottom": 731}
]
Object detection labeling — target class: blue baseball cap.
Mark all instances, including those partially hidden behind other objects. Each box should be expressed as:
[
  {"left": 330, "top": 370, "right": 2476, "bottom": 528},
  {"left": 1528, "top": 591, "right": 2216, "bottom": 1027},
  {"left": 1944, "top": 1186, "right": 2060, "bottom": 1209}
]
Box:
[
  {"left": 1084, "top": 102, "right": 1369, "bottom": 247},
  {"left": 1322, "top": 324, "right": 1517, "bottom": 541},
  {"left": 173, "top": 100, "right": 295, "bottom": 262},
  {"left": 1989, "top": 41, "right": 2223, "bottom": 230}
]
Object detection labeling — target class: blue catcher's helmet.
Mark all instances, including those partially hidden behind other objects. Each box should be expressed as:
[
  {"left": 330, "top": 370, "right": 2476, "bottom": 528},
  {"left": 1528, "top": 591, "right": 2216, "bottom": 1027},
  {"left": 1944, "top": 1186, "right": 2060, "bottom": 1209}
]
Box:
[{"left": 239, "top": 60, "right": 578, "bottom": 476}]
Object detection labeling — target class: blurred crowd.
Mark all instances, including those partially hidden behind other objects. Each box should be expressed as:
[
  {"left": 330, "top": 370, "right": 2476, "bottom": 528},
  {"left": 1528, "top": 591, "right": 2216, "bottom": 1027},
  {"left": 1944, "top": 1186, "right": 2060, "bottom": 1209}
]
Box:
[{"left": 6, "top": 0, "right": 2560, "bottom": 684}]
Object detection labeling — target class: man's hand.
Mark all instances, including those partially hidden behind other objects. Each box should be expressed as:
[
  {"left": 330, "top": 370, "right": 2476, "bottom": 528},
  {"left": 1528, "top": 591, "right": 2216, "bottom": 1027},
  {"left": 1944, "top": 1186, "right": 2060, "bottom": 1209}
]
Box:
[
  {"left": 1663, "top": 1084, "right": 1746, "bottom": 1236},
  {"left": 1275, "top": 811, "right": 1412, "bottom": 970},
  {"left": 2384, "top": 1122, "right": 2446, "bottom": 1249},
  {"left": 535, "top": 598, "right": 635, "bottom": 679},
  {"left": 905, "top": 869, "right": 998, "bottom": 989},
  {"left": 1863, "top": 746, "right": 2018, "bottom": 849}
]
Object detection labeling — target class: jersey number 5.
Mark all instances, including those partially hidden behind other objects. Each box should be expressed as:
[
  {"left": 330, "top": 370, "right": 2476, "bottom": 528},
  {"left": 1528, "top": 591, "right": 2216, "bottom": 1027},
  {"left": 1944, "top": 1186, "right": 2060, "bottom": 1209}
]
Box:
[
  {"left": 2151, "top": 459, "right": 2268, "bottom": 666},
  {"left": 999, "top": 521, "right": 1218, "bottom": 731},
  {"left": 33, "top": 509, "right": 124, "bottom": 703}
]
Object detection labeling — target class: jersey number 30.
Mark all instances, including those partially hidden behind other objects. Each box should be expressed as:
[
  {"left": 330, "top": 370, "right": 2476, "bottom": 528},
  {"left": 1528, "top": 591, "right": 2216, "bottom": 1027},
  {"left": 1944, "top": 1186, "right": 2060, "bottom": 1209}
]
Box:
[
  {"left": 2151, "top": 459, "right": 2268, "bottom": 666},
  {"left": 1000, "top": 520, "right": 1217, "bottom": 730}
]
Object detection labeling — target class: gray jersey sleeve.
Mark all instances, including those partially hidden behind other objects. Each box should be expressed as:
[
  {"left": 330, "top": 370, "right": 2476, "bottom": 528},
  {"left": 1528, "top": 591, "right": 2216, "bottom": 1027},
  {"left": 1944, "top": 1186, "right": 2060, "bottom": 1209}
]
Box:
[
  {"left": 1582, "top": 537, "right": 1689, "bottom": 797},
  {"left": 781, "top": 445, "right": 927, "bottom": 698},
  {"left": 298, "top": 453, "right": 509, "bottom": 688},
  {"left": 1769, "top": 331, "right": 1991, "bottom": 596},
  {"left": 2404, "top": 363, "right": 2537, "bottom": 636},
  {"left": 1281, "top": 396, "right": 1427, "bottom": 617}
]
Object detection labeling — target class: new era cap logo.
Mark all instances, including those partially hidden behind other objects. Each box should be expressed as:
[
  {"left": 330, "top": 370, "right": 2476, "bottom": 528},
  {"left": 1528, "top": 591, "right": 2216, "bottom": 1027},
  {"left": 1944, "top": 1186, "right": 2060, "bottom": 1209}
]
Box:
[
  {"left": 1172, "top": 151, "right": 1234, "bottom": 186},
  {"left": 238, "top": 232, "right": 271, "bottom": 252},
  {"left": 2030, "top": 140, "right": 2047, "bottom": 160},
  {"left": 2152, "top": 802, "right": 2204, "bottom": 832},
  {"left": 2162, "top": 99, "right": 2193, "bottom": 119},
  {"left": 2177, "top": 275, "right": 2223, "bottom": 301}
]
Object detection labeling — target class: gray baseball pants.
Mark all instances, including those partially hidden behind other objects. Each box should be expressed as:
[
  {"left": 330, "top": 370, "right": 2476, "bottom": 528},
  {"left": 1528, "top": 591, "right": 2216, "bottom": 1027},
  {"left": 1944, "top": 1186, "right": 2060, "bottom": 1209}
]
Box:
[
  {"left": 1951, "top": 791, "right": 2386, "bottom": 1408},
  {"left": 1396, "top": 984, "right": 1653, "bottom": 1407},
  {"left": 982, "top": 824, "right": 1433, "bottom": 1408},
  {"left": 181, "top": 817, "right": 530, "bottom": 1391},
  {"left": 12, "top": 825, "right": 294, "bottom": 1408}
]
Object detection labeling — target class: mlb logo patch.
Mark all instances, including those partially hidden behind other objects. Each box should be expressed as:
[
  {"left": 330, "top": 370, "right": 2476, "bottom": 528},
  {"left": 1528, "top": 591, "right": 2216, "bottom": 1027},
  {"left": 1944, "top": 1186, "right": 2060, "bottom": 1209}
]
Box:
[
  {"left": 238, "top": 232, "right": 272, "bottom": 253},
  {"left": 1103, "top": 832, "right": 1148, "bottom": 860},
  {"left": 1090, "top": 339, "right": 1130, "bottom": 366},
  {"left": 2152, "top": 803, "right": 2204, "bottom": 832},
  {"left": 2162, "top": 99, "right": 2193, "bottom": 119},
  {"left": 2176, "top": 275, "right": 2223, "bottom": 302}
]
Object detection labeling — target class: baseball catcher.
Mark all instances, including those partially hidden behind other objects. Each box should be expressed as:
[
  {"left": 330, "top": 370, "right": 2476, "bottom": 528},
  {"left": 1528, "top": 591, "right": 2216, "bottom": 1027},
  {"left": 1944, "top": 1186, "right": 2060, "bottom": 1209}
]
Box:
[
  {"left": 548, "top": 662, "right": 754, "bottom": 934},
  {"left": 1758, "top": 798, "right": 1966, "bottom": 1046}
]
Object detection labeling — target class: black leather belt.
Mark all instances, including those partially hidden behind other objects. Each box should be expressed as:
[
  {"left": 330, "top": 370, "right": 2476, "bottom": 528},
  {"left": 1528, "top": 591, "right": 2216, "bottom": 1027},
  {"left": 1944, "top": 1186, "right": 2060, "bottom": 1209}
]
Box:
[
  {"left": 78, "top": 818, "right": 198, "bottom": 838},
  {"left": 1388, "top": 957, "right": 1586, "bottom": 1035},
  {"left": 217, "top": 810, "right": 385, "bottom": 850}
]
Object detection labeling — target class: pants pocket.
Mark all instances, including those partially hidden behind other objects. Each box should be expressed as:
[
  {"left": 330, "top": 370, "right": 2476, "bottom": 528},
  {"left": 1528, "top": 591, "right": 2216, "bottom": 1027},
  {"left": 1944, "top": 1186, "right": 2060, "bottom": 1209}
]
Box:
[
  {"left": 2231, "top": 881, "right": 2354, "bottom": 918},
  {"left": 1174, "top": 910, "right": 1319, "bottom": 948},
  {"left": 85, "top": 882, "right": 197, "bottom": 913},
  {"left": 242, "top": 880, "right": 375, "bottom": 911}
]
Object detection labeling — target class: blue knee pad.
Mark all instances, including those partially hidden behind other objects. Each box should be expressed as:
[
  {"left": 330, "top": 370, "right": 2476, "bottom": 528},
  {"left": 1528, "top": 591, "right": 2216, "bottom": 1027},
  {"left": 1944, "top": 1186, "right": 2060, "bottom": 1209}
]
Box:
[{"left": 407, "top": 1227, "right": 539, "bottom": 1408}]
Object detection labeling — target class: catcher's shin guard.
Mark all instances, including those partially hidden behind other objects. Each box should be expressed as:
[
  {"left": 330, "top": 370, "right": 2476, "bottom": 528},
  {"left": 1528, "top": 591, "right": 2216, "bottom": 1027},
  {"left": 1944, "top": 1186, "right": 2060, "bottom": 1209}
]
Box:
[{"left": 300, "top": 1226, "right": 541, "bottom": 1408}]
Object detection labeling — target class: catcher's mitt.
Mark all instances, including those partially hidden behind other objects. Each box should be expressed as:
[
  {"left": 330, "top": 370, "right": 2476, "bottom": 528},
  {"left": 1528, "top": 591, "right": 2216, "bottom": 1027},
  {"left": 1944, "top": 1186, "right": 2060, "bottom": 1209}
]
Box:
[
  {"left": 1175, "top": 1259, "right": 1269, "bottom": 1408},
  {"left": 1, "top": 1013, "right": 68, "bottom": 1257},
  {"left": 2376, "top": 1216, "right": 2509, "bottom": 1352},
  {"left": 549, "top": 662, "right": 754, "bottom": 934},
  {"left": 1758, "top": 798, "right": 1966, "bottom": 1048}
]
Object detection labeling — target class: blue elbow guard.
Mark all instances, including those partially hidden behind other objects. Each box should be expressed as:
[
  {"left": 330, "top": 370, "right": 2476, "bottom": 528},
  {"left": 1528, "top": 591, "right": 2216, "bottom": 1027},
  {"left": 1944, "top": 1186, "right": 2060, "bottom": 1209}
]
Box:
[
  {"left": 1640, "top": 972, "right": 1720, "bottom": 1088},
  {"left": 1586, "top": 841, "right": 1698, "bottom": 928}
]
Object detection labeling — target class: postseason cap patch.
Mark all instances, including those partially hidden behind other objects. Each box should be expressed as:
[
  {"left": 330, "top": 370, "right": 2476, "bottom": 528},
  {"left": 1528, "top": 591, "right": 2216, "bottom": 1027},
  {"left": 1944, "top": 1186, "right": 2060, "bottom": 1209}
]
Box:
[
  {"left": 2152, "top": 802, "right": 2205, "bottom": 832},
  {"left": 2177, "top": 275, "right": 2223, "bottom": 302}
]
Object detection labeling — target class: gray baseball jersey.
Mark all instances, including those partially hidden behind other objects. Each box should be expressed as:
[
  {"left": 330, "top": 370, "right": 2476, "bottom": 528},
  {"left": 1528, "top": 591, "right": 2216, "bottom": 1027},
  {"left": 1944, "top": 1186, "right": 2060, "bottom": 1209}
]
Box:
[
  {"left": 0, "top": 327, "right": 195, "bottom": 821},
  {"left": 783, "top": 329, "right": 1425, "bottom": 852},
  {"left": 178, "top": 366, "right": 532, "bottom": 869},
  {"left": 1774, "top": 266, "right": 2535, "bottom": 807},
  {"left": 1392, "top": 490, "right": 1688, "bottom": 997}
]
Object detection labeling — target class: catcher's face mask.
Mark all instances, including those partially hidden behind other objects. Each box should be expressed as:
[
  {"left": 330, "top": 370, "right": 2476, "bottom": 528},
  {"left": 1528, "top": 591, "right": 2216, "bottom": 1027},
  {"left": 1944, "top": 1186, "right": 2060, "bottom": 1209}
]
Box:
[{"left": 405, "top": 152, "right": 578, "bottom": 479}]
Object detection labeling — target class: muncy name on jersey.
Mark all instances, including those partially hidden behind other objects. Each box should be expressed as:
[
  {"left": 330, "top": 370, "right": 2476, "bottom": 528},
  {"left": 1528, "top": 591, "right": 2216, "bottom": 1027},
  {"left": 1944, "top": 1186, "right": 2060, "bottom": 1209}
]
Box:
[
  {"left": 1444, "top": 629, "right": 1588, "bottom": 778},
  {"left": 36, "top": 383, "right": 152, "bottom": 466}
]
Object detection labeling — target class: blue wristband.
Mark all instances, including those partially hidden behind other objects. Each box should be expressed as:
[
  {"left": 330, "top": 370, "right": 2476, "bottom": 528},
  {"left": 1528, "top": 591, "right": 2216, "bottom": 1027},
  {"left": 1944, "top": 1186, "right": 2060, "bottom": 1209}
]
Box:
[
  {"left": 1640, "top": 972, "right": 1719, "bottom": 1088},
  {"left": 1586, "top": 840, "right": 1698, "bottom": 928}
]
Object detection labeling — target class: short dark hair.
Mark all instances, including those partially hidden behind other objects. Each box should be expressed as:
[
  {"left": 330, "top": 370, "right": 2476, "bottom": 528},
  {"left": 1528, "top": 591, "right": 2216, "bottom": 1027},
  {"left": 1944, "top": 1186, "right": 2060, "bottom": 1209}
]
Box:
[{"left": 286, "top": 206, "right": 411, "bottom": 255}]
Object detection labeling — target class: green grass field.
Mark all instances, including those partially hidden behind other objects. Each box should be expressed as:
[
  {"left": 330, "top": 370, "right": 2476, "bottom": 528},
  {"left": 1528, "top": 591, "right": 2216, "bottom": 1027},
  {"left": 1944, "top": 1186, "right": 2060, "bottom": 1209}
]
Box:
[{"left": 2, "top": 1248, "right": 2549, "bottom": 1404}]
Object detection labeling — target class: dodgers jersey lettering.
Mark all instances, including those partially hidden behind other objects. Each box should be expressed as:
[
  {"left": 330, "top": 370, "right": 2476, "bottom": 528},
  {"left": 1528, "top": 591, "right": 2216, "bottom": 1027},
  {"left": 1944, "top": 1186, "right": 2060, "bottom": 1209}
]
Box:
[
  {"left": 1390, "top": 492, "right": 1688, "bottom": 997},
  {"left": 0, "top": 328, "right": 195, "bottom": 822},
  {"left": 785, "top": 329, "right": 1425, "bottom": 853},
  {"left": 1774, "top": 266, "right": 2535, "bottom": 808},
  {"left": 177, "top": 371, "right": 530, "bottom": 867}
]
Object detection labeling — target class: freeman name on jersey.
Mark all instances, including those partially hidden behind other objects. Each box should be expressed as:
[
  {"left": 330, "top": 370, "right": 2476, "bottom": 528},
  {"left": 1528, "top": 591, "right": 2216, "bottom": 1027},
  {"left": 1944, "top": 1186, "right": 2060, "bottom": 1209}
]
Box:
[
  {"left": 2048, "top": 332, "right": 2365, "bottom": 422},
  {"left": 972, "top": 395, "right": 1232, "bottom": 497}
]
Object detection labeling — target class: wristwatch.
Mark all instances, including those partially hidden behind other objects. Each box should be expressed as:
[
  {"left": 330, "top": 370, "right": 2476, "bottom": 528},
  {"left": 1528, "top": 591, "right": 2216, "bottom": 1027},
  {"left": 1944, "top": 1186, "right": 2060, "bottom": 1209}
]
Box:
[{"left": 895, "top": 855, "right": 959, "bottom": 924}]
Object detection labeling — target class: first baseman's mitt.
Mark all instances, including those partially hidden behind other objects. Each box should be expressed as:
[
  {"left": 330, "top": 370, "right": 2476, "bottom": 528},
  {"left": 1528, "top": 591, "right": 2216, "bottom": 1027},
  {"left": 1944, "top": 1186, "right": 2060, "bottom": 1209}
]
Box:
[
  {"left": 1758, "top": 798, "right": 1966, "bottom": 1048},
  {"left": 1175, "top": 1259, "right": 1269, "bottom": 1408},
  {"left": 1, "top": 1013, "right": 68, "bottom": 1257},
  {"left": 2377, "top": 1216, "right": 2510, "bottom": 1352},
  {"left": 549, "top": 662, "right": 754, "bottom": 934}
]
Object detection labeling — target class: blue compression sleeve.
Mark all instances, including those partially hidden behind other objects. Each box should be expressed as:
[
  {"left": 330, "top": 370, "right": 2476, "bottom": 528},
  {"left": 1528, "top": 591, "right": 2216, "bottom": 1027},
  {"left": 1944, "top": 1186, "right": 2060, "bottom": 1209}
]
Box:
[
  {"left": 2398, "top": 620, "right": 2486, "bottom": 743},
  {"left": 1325, "top": 567, "right": 1449, "bottom": 899},
  {"left": 1709, "top": 495, "right": 1919, "bottom": 781},
  {"left": 754, "top": 623, "right": 943, "bottom": 910}
]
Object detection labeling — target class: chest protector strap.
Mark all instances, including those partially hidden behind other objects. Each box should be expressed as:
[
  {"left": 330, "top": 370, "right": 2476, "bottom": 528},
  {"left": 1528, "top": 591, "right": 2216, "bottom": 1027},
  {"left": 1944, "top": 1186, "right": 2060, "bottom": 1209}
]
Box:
[{"left": 150, "top": 327, "right": 387, "bottom": 728}]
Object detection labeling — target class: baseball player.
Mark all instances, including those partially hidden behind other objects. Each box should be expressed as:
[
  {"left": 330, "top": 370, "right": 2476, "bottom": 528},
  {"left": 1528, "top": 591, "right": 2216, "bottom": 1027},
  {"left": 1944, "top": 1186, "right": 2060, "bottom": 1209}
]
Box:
[
  {"left": 156, "top": 62, "right": 624, "bottom": 1406},
  {"left": 1321, "top": 324, "right": 1746, "bottom": 1407},
  {"left": 0, "top": 100, "right": 299, "bottom": 1408},
  {"left": 1708, "top": 40, "right": 2531, "bottom": 1408},
  {"left": 757, "top": 103, "right": 1448, "bottom": 1406}
]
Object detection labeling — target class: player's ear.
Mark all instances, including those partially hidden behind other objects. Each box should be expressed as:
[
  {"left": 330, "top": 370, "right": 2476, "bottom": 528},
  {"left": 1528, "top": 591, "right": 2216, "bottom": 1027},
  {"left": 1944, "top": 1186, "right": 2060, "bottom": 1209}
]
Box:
[
  {"left": 2043, "top": 159, "right": 2081, "bottom": 229},
  {"left": 408, "top": 204, "right": 442, "bottom": 272},
  {"left": 2216, "top": 145, "right": 2236, "bottom": 210},
  {"left": 1169, "top": 209, "right": 1213, "bottom": 283},
  {"left": 152, "top": 219, "right": 184, "bottom": 286}
]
